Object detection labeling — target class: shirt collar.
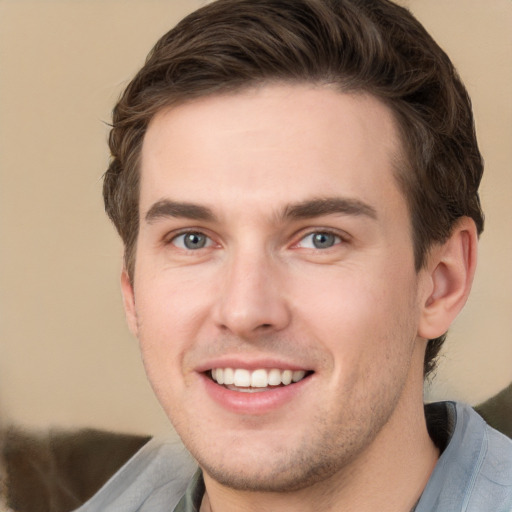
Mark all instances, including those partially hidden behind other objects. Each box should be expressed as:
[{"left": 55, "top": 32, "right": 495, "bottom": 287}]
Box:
[{"left": 173, "top": 468, "right": 205, "bottom": 512}]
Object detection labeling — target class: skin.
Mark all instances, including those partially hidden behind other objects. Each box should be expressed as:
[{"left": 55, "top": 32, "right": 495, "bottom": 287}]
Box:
[{"left": 122, "top": 84, "right": 477, "bottom": 512}]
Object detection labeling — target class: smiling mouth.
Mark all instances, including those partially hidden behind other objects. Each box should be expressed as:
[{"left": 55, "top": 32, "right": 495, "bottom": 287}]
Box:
[{"left": 208, "top": 368, "right": 313, "bottom": 393}]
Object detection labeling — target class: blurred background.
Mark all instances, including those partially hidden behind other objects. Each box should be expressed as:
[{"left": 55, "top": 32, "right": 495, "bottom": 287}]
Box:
[{"left": 0, "top": 0, "right": 511, "bottom": 438}]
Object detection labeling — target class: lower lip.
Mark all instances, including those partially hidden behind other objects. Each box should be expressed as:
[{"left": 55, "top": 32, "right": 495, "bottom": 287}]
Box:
[{"left": 201, "top": 373, "right": 311, "bottom": 415}]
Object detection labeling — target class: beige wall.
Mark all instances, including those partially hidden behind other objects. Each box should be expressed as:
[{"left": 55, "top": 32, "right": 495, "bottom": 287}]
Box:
[{"left": 0, "top": 0, "right": 510, "bottom": 436}]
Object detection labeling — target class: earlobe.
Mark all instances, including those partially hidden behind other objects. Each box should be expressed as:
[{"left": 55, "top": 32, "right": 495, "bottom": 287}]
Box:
[
  {"left": 418, "top": 217, "right": 478, "bottom": 340},
  {"left": 121, "top": 268, "right": 139, "bottom": 337}
]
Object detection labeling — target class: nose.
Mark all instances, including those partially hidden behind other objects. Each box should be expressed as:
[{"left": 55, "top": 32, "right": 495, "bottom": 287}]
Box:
[{"left": 212, "top": 249, "right": 291, "bottom": 338}]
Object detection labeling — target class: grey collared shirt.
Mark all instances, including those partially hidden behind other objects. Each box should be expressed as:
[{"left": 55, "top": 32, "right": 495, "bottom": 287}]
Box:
[{"left": 74, "top": 402, "right": 512, "bottom": 512}]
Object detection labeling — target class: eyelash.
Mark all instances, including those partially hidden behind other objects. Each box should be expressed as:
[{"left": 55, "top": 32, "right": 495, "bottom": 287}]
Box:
[
  {"left": 293, "top": 230, "right": 344, "bottom": 250},
  {"left": 166, "top": 230, "right": 216, "bottom": 250},
  {"left": 165, "top": 228, "right": 348, "bottom": 252}
]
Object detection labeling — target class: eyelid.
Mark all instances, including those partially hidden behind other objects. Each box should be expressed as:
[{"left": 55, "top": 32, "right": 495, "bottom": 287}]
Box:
[
  {"left": 291, "top": 227, "right": 351, "bottom": 249},
  {"left": 164, "top": 228, "right": 218, "bottom": 249},
  {"left": 160, "top": 226, "right": 350, "bottom": 250}
]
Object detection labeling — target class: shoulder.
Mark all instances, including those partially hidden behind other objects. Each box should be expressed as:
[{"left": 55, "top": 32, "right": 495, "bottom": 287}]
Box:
[
  {"left": 468, "top": 408, "right": 512, "bottom": 511},
  {"left": 418, "top": 401, "right": 512, "bottom": 512},
  {"left": 72, "top": 438, "right": 197, "bottom": 512}
]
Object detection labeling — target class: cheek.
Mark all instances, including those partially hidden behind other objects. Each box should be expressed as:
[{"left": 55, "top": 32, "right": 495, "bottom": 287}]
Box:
[
  {"left": 289, "top": 262, "right": 419, "bottom": 367},
  {"left": 133, "top": 277, "right": 203, "bottom": 378},
  {"left": 135, "top": 264, "right": 213, "bottom": 333}
]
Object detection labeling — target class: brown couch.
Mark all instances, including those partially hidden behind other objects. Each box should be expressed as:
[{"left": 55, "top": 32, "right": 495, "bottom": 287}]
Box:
[
  {"left": 475, "top": 381, "right": 512, "bottom": 438},
  {"left": 2, "top": 427, "right": 150, "bottom": 512}
]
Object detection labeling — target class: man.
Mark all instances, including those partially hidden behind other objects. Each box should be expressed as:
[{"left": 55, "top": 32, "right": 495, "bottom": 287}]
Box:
[{"left": 76, "top": 0, "right": 512, "bottom": 510}]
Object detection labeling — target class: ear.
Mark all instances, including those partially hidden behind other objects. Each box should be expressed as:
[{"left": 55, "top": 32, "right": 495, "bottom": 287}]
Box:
[
  {"left": 121, "top": 268, "right": 139, "bottom": 337},
  {"left": 418, "top": 217, "right": 478, "bottom": 340}
]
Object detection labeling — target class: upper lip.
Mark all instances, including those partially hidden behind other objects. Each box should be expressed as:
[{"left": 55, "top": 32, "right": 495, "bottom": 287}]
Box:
[{"left": 195, "top": 357, "right": 312, "bottom": 373}]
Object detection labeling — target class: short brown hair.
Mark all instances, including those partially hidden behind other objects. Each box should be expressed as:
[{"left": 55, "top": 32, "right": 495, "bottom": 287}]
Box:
[{"left": 103, "top": 0, "right": 484, "bottom": 376}]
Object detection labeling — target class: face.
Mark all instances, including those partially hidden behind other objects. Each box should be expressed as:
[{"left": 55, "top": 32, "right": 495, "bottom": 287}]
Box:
[{"left": 124, "top": 84, "right": 431, "bottom": 492}]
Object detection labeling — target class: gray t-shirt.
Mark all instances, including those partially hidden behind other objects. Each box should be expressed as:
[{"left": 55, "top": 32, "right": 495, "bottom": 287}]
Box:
[{"left": 73, "top": 402, "right": 512, "bottom": 512}]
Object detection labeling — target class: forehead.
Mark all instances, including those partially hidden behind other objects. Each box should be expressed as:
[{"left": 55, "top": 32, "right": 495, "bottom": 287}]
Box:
[{"left": 139, "top": 84, "right": 406, "bottom": 221}]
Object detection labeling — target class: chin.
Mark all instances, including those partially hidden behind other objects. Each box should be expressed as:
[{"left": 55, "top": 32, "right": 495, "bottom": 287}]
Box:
[
  {"left": 201, "top": 454, "right": 344, "bottom": 493},
  {"left": 184, "top": 423, "right": 365, "bottom": 493}
]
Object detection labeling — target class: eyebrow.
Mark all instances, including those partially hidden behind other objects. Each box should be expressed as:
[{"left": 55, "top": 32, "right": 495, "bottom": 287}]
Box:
[
  {"left": 144, "top": 196, "right": 377, "bottom": 224},
  {"left": 145, "top": 200, "right": 216, "bottom": 223},
  {"left": 281, "top": 197, "right": 377, "bottom": 221}
]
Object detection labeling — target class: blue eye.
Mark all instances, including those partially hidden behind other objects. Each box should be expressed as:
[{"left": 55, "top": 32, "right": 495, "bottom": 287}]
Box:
[
  {"left": 172, "top": 232, "right": 212, "bottom": 250},
  {"left": 297, "top": 232, "right": 341, "bottom": 249}
]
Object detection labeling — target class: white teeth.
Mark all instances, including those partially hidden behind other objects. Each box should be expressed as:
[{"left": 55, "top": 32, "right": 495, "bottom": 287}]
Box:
[
  {"left": 251, "top": 369, "right": 268, "bottom": 388},
  {"left": 268, "top": 368, "right": 282, "bottom": 386},
  {"left": 281, "top": 369, "right": 292, "bottom": 385},
  {"left": 223, "top": 367, "right": 234, "bottom": 385},
  {"left": 233, "top": 369, "right": 251, "bottom": 387},
  {"left": 210, "top": 368, "right": 309, "bottom": 388},
  {"left": 292, "top": 370, "right": 306, "bottom": 382}
]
